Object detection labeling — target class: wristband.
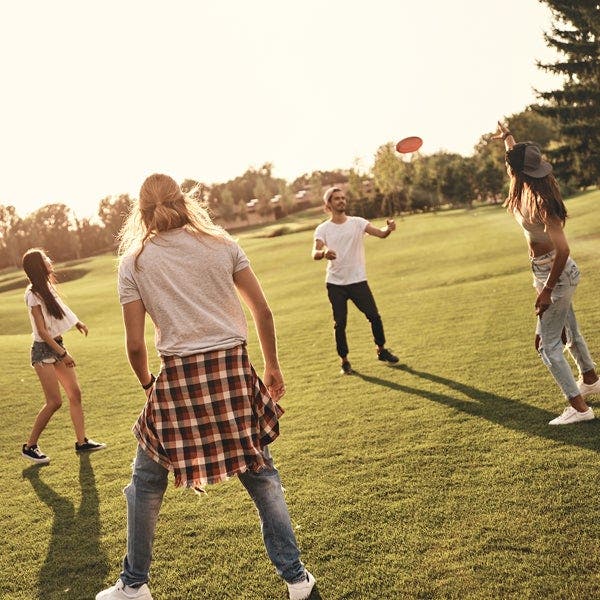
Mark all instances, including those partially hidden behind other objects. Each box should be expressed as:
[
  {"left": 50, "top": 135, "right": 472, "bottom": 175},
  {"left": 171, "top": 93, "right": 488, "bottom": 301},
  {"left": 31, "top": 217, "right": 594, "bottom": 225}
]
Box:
[{"left": 142, "top": 374, "right": 156, "bottom": 390}]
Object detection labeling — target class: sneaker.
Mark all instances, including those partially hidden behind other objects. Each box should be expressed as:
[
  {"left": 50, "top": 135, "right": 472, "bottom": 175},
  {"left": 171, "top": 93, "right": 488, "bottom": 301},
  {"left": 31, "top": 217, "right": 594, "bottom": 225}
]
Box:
[
  {"left": 75, "top": 438, "right": 107, "bottom": 453},
  {"left": 21, "top": 444, "right": 50, "bottom": 464},
  {"left": 96, "top": 580, "right": 153, "bottom": 600},
  {"left": 577, "top": 377, "right": 600, "bottom": 398},
  {"left": 548, "top": 406, "right": 595, "bottom": 425},
  {"left": 340, "top": 361, "right": 354, "bottom": 375},
  {"left": 377, "top": 348, "right": 399, "bottom": 364},
  {"left": 287, "top": 571, "right": 316, "bottom": 600}
]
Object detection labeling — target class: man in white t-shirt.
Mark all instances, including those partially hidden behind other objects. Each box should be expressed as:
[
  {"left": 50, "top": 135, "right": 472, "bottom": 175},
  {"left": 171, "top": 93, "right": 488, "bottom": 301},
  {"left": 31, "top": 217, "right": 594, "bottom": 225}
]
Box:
[{"left": 313, "top": 187, "right": 399, "bottom": 374}]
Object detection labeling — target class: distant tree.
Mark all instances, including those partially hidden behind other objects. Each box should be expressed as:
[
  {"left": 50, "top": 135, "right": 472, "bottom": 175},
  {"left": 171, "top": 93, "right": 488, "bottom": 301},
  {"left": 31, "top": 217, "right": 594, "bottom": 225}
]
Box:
[
  {"left": 290, "top": 170, "right": 349, "bottom": 192},
  {"left": 308, "top": 172, "right": 323, "bottom": 206},
  {"left": 22, "top": 204, "right": 80, "bottom": 261},
  {"left": 219, "top": 189, "right": 237, "bottom": 223},
  {"left": 237, "top": 199, "right": 248, "bottom": 223},
  {"left": 431, "top": 153, "right": 477, "bottom": 207},
  {"left": 536, "top": 1, "right": 600, "bottom": 185},
  {"left": 98, "top": 194, "right": 133, "bottom": 246},
  {"left": 278, "top": 182, "right": 295, "bottom": 216},
  {"left": 372, "top": 142, "right": 412, "bottom": 214},
  {"left": 76, "top": 217, "right": 107, "bottom": 257},
  {"left": 253, "top": 178, "right": 272, "bottom": 218},
  {"left": 0, "top": 205, "right": 23, "bottom": 267}
]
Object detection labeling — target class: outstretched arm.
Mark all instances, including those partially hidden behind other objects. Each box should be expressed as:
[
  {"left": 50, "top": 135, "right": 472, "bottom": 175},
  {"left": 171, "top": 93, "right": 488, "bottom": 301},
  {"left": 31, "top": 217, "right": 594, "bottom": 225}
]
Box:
[
  {"left": 365, "top": 219, "right": 396, "bottom": 239},
  {"left": 233, "top": 266, "right": 285, "bottom": 401}
]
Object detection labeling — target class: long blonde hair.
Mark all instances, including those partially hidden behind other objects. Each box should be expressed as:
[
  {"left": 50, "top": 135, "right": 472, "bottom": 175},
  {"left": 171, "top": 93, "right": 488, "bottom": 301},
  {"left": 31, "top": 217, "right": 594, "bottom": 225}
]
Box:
[{"left": 118, "top": 173, "right": 231, "bottom": 269}]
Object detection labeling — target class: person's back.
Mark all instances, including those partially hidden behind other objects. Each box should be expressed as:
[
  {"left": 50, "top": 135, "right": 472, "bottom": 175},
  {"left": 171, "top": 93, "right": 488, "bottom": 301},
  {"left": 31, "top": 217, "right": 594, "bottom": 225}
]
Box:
[
  {"left": 99, "top": 173, "right": 315, "bottom": 600},
  {"left": 119, "top": 228, "right": 248, "bottom": 356}
]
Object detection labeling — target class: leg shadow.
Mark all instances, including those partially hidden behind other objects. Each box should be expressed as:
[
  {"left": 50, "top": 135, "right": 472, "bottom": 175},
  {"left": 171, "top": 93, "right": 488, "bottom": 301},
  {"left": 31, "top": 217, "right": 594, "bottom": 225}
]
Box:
[
  {"left": 22, "top": 454, "right": 109, "bottom": 599},
  {"left": 353, "top": 363, "right": 600, "bottom": 453}
]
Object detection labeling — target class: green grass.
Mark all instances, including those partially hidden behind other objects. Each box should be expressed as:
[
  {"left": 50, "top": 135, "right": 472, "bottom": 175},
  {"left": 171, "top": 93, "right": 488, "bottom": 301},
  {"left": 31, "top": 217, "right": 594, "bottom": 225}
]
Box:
[{"left": 2, "top": 191, "right": 600, "bottom": 599}]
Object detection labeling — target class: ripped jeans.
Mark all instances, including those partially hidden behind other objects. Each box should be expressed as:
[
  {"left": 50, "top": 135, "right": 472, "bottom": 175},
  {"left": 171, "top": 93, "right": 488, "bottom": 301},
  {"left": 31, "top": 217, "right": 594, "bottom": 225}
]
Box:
[{"left": 532, "top": 252, "right": 596, "bottom": 400}]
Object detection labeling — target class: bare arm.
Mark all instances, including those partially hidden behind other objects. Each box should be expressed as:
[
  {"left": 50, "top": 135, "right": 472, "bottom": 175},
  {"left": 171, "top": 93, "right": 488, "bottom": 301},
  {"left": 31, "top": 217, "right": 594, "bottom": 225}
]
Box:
[
  {"left": 364, "top": 219, "right": 396, "bottom": 239},
  {"left": 31, "top": 305, "right": 75, "bottom": 367},
  {"left": 312, "top": 238, "right": 336, "bottom": 260},
  {"left": 492, "top": 121, "right": 516, "bottom": 150},
  {"left": 122, "top": 299, "right": 153, "bottom": 391},
  {"left": 535, "top": 216, "right": 570, "bottom": 316},
  {"left": 233, "top": 266, "right": 285, "bottom": 401}
]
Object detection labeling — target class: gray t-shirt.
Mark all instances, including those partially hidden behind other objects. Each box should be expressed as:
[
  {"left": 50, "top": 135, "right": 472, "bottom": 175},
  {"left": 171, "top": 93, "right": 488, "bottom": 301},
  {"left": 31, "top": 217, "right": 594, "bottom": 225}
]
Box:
[{"left": 118, "top": 228, "right": 250, "bottom": 356}]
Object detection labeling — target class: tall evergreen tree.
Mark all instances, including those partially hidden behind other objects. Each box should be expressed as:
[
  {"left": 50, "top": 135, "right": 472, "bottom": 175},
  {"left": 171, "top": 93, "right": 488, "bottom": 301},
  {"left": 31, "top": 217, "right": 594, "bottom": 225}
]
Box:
[{"left": 536, "top": 1, "right": 600, "bottom": 186}]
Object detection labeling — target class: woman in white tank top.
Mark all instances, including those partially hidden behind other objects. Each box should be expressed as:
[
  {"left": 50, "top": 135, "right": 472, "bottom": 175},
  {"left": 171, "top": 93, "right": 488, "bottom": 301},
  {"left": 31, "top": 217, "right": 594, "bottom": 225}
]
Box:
[{"left": 492, "top": 122, "right": 600, "bottom": 425}]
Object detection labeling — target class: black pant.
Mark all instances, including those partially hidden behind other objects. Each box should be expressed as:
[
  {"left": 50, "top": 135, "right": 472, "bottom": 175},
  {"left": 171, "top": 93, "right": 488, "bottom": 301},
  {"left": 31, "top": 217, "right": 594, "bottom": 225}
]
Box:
[{"left": 326, "top": 281, "right": 385, "bottom": 358}]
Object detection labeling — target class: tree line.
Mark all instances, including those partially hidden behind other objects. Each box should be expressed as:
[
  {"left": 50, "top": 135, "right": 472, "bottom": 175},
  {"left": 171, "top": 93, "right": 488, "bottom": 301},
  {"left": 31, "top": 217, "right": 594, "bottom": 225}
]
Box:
[{"left": 0, "top": 0, "right": 596, "bottom": 269}]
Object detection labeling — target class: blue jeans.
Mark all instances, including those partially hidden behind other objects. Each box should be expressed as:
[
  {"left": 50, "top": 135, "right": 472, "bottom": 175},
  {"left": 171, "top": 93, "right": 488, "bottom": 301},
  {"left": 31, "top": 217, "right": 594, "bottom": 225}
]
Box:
[
  {"left": 120, "top": 445, "right": 306, "bottom": 587},
  {"left": 532, "top": 253, "right": 595, "bottom": 399}
]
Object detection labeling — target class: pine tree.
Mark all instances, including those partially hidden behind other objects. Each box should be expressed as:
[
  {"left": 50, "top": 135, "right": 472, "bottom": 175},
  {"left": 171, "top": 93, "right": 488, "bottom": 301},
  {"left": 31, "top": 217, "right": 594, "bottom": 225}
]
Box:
[{"left": 536, "top": 1, "right": 600, "bottom": 186}]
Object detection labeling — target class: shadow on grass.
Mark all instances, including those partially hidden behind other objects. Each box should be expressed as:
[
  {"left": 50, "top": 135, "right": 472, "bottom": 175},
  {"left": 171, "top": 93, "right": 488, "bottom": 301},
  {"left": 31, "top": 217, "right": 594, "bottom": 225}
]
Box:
[
  {"left": 354, "top": 363, "right": 600, "bottom": 454},
  {"left": 22, "top": 454, "right": 109, "bottom": 599}
]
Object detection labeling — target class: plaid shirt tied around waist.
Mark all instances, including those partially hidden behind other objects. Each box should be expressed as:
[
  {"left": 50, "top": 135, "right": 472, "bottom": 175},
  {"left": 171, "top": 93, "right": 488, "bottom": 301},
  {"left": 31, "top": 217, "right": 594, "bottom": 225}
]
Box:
[{"left": 134, "top": 344, "right": 284, "bottom": 489}]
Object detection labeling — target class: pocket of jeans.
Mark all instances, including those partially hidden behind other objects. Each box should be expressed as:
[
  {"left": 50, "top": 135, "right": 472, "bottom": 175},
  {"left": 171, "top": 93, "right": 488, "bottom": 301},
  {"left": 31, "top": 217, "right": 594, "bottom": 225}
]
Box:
[{"left": 567, "top": 263, "right": 580, "bottom": 286}]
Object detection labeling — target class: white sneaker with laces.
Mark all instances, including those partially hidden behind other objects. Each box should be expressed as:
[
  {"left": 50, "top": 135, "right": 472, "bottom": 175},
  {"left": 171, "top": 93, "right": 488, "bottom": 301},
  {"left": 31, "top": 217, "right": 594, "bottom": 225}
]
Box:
[
  {"left": 96, "top": 580, "right": 153, "bottom": 600},
  {"left": 577, "top": 378, "right": 600, "bottom": 398},
  {"left": 287, "top": 571, "right": 316, "bottom": 600},
  {"left": 548, "top": 406, "right": 595, "bottom": 425}
]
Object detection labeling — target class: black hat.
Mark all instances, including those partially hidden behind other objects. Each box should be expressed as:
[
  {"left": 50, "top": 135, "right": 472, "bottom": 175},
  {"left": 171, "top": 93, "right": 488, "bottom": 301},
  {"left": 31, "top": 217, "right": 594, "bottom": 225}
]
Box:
[{"left": 506, "top": 142, "right": 552, "bottom": 178}]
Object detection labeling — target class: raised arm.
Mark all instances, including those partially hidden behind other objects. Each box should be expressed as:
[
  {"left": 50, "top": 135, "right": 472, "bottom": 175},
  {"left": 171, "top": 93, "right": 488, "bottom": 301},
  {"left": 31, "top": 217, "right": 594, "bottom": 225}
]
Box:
[
  {"left": 233, "top": 266, "right": 285, "bottom": 401},
  {"left": 122, "top": 299, "right": 153, "bottom": 392},
  {"left": 364, "top": 219, "right": 396, "bottom": 239},
  {"left": 491, "top": 121, "right": 516, "bottom": 151}
]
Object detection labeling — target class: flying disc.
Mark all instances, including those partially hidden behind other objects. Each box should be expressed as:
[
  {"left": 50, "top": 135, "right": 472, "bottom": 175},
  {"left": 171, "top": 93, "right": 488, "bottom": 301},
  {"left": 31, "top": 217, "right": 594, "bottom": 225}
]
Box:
[{"left": 396, "top": 136, "right": 423, "bottom": 154}]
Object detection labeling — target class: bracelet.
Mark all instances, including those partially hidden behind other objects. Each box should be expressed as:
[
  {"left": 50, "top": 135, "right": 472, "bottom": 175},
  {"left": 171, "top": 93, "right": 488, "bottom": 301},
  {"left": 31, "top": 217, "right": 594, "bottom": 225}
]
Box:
[
  {"left": 142, "top": 374, "right": 156, "bottom": 390},
  {"left": 501, "top": 131, "right": 512, "bottom": 140}
]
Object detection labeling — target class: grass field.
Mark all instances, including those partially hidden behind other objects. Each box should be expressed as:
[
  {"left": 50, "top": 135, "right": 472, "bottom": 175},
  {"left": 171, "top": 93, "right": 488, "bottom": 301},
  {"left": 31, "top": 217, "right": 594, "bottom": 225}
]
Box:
[{"left": 2, "top": 191, "right": 600, "bottom": 600}]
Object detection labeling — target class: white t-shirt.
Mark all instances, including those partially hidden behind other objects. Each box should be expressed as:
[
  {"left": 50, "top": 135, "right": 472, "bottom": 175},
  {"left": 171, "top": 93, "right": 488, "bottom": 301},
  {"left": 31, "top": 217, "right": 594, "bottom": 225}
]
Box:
[
  {"left": 314, "top": 216, "right": 369, "bottom": 285},
  {"left": 25, "top": 287, "right": 79, "bottom": 342},
  {"left": 118, "top": 228, "right": 250, "bottom": 357}
]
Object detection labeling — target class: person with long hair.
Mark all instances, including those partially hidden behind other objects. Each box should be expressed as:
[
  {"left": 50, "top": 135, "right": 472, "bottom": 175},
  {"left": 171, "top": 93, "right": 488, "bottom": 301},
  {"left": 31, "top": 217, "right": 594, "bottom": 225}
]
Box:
[
  {"left": 493, "top": 122, "right": 600, "bottom": 424},
  {"left": 21, "top": 248, "right": 106, "bottom": 463},
  {"left": 97, "top": 174, "right": 314, "bottom": 600}
]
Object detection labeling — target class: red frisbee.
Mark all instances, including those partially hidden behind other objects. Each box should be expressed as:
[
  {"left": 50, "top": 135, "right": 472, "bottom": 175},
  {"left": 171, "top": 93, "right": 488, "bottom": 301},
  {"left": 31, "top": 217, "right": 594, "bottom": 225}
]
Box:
[{"left": 396, "top": 136, "right": 423, "bottom": 153}]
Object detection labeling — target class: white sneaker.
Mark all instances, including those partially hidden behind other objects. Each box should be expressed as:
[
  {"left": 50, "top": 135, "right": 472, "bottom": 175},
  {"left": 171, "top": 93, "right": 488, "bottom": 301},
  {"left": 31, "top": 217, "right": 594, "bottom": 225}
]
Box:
[
  {"left": 96, "top": 580, "right": 153, "bottom": 600},
  {"left": 577, "top": 378, "right": 600, "bottom": 398},
  {"left": 287, "top": 571, "right": 316, "bottom": 600},
  {"left": 548, "top": 406, "right": 595, "bottom": 425}
]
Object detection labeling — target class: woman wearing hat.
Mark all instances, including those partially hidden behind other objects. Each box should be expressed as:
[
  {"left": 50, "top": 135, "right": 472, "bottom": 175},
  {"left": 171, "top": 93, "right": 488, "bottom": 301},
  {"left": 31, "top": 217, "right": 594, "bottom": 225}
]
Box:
[{"left": 493, "top": 122, "right": 600, "bottom": 425}]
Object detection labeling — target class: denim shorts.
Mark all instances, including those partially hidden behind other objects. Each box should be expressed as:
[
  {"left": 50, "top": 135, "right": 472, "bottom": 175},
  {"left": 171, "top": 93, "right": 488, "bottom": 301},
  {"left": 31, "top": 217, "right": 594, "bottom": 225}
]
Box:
[{"left": 31, "top": 336, "right": 65, "bottom": 366}]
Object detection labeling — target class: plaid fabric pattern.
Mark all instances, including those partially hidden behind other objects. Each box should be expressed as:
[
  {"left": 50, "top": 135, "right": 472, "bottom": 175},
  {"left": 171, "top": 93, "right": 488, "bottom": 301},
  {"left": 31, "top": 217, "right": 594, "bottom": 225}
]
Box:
[{"left": 134, "top": 344, "right": 284, "bottom": 489}]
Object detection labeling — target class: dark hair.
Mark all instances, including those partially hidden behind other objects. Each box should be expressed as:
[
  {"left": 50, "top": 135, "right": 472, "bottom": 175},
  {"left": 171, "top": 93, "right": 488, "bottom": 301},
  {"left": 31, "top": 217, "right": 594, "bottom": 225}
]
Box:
[
  {"left": 504, "top": 171, "right": 567, "bottom": 224},
  {"left": 506, "top": 144, "right": 528, "bottom": 174},
  {"left": 22, "top": 249, "right": 65, "bottom": 319}
]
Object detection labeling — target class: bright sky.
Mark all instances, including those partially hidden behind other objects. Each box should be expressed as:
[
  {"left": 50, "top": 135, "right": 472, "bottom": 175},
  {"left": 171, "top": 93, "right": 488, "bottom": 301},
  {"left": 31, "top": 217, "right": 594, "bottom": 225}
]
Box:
[{"left": 0, "top": 0, "right": 562, "bottom": 218}]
